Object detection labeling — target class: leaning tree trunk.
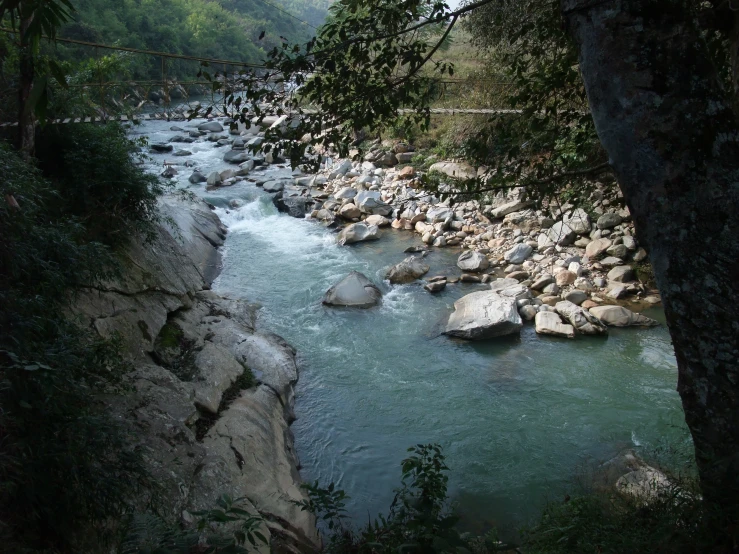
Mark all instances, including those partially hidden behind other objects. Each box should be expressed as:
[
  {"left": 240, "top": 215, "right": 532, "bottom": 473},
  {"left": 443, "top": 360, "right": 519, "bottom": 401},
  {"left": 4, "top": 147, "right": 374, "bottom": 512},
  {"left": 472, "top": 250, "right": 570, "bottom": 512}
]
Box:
[{"left": 563, "top": 0, "right": 739, "bottom": 530}]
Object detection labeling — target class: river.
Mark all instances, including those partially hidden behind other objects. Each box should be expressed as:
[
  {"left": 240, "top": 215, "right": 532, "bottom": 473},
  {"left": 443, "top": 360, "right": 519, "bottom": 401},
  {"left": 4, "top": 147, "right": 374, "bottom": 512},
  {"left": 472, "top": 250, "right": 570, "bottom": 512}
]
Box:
[{"left": 135, "top": 118, "right": 691, "bottom": 535}]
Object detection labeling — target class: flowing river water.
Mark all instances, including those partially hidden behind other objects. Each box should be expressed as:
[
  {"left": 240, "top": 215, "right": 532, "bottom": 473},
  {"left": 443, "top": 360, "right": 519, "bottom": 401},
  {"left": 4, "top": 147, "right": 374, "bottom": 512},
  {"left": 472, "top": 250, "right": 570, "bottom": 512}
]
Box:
[{"left": 135, "top": 119, "right": 691, "bottom": 535}]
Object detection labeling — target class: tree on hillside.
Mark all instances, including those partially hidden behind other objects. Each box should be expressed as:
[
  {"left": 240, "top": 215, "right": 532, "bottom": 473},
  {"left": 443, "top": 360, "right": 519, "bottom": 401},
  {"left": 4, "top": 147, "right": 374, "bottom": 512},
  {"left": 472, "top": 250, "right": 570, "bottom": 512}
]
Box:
[{"left": 222, "top": 0, "right": 739, "bottom": 540}]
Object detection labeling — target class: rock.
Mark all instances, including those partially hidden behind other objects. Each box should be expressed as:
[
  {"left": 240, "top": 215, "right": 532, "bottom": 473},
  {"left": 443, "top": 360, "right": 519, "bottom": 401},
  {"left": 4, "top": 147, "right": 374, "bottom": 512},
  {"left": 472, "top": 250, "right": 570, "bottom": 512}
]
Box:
[
  {"left": 589, "top": 306, "right": 659, "bottom": 327},
  {"left": 424, "top": 280, "right": 446, "bottom": 293},
  {"left": 607, "top": 285, "right": 628, "bottom": 299},
  {"left": 365, "top": 214, "right": 390, "bottom": 227},
  {"left": 161, "top": 167, "right": 178, "bottom": 178},
  {"left": 492, "top": 200, "right": 534, "bottom": 218},
  {"left": 615, "top": 467, "right": 672, "bottom": 504},
  {"left": 535, "top": 311, "right": 576, "bottom": 339},
  {"left": 444, "top": 291, "right": 523, "bottom": 340},
  {"left": 457, "top": 251, "right": 490, "bottom": 272},
  {"left": 274, "top": 196, "right": 310, "bottom": 219},
  {"left": 600, "top": 256, "right": 624, "bottom": 267},
  {"left": 357, "top": 196, "right": 393, "bottom": 216},
  {"left": 607, "top": 265, "right": 635, "bottom": 282},
  {"left": 386, "top": 256, "right": 430, "bottom": 284},
  {"left": 189, "top": 171, "right": 207, "bottom": 184},
  {"left": 547, "top": 221, "right": 577, "bottom": 246},
  {"left": 531, "top": 274, "right": 555, "bottom": 290},
  {"left": 337, "top": 223, "right": 380, "bottom": 245},
  {"left": 206, "top": 171, "right": 222, "bottom": 187},
  {"left": 519, "top": 305, "right": 538, "bottom": 321},
  {"left": 622, "top": 236, "right": 638, "bottom": 250},
  {"left": 397, "top": 166, "right": 416, "bottom": 179},
  {"left": 607, "top": 244, "right": 629, "bottom": 258},
  {"left": 312, "top": 209, "right": 336, "bottom": 226},
  {"left": 586, "top": 238, "right": 613, "bottom": 259},
  {"left": 150, "top": 143, "right": 173, "bottom": 153},
  {"left": 173, "top": 149, "right": 192, "bottom": 157},
  {"left": 429, "top": 161, "right": 477, "bottom": 180},
  {"left": 224, "top": 150, "right": 251, "bottom": 164},
  {"left": 597, "top": 213, "right": 623, "bottom": 229},
  {"left": 198, "top": 121, "right": 224, "bottom": 132},
  {"left": 563, "top": 208, "right": 591, "bottom": 234},
  {"left": 322, "top": 271, "right": 382, "bottom": 308},
  {"left": 460, "top": 274, "right": 482, "bottom": 283},
  {"left": 555, "top": 270, "right": 577, "bottom": 286},
  {"left": 262, "top": 180, "right": 286, "bottom": 193},
  {"left": 504, "top": 243, "right": 533, "bottom": 264},
  {"left": 375, "top": 152, "right": 398, "bottom": 167},
  {"left": 338, "top": 203, "right": 362, "bottom": 219},
  {"left": 555, "top": 301, "right": 608, "bottom": 335},
  {"left": 633, "top": 248, "right": 648, "bottom": 262},
  {"left": 489, "top": 278, "right": 521, "bottom": 292},
  {"left": 335, "top": 187, "right": 357, "bottom": 200},
  {"left": 426, "top": 207, "right": 454, "bottom": 223},
  {"left": 564, "top": 290, "right": 589, "bottom": 305}
]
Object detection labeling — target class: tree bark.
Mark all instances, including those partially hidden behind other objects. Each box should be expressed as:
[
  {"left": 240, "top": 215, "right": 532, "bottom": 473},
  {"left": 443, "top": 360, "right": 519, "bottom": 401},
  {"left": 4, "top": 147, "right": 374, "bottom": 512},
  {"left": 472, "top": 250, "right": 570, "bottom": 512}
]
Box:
[
  {"left": 562, "top": 0, "right": 739, "bottom": 530},
  {"left": 18, "top": 14, "right": 35, "bottom": 158}
]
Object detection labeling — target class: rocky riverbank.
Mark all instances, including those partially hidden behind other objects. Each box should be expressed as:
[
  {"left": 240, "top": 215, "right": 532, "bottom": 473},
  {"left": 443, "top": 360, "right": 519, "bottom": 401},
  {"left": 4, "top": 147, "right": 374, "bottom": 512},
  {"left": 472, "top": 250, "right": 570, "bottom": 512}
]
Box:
[
  {"left": 174, "top": 117, "right": 660, "bottom": 341},
  {"left": 73, "top": 194, "right": 320, "bottom": 553}
]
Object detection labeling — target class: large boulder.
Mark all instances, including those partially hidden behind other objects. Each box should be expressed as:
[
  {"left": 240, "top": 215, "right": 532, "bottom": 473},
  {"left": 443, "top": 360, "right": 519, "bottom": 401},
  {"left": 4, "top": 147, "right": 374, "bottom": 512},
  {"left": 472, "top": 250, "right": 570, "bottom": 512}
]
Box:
[
  {"left": 386, "top": 256, "right": 430, "bottom": 284},
  {"left": 274, "top": 195, "right": 310, "bottom": 218},
  {"left": 445, "top": 291, "right": 523, "bottom": 340},
  {"left": 563, "top": 208, "right": 591, "bottom": 234},
  {"left": 263, "top": 180, "right": 287, "bottom": 193},
  {"left": 429, "top": 161, "right": 477, "bottom": 180},
  {"left": 337, "top": 223, "right": 380, "bottom": 245},
  {"left": 607, "top": 265, "right": 635, "bottom": 283},
  {"left": 338, "top": 203, "right": 362, "bottom": 219},
  {"left": 535, "top": 311, "right": 576, "bottom": 339},
  {"left": 426, "top": 207, "right": 453, "bottom": 223},
  {"left": 491, "top": 200, "right": 534, "bottom": 218},
  {"left": 198, "top": 121, "right": 224, "bottom": 132},
  {"left": 357, "top": 196, "right": 393, "bottom": 216},
  {"left": 597, "top": 213, "right": 623, "bottom": 229},
  {"left": 555, "top": 300, "right": 608, "bottom": 335},
  {"left": 589, "top": 306, "right": 659, "bottom": 327},
  {"left": 322, "top": 271, "right": 382, "bottom": 308},
  {"left": 585, "top": 238, "right": 613, "bottom": 259},
  {"left": 224, "top": 150, "right": 251, "bottom": 164},
  {"left": 547, "top": 221, "right": 577, "bottom": 246},
  {"left": 504, "top": 243, "right": 533, "bottom": 264},
  {"left": 457, "top": 251, "right": 490, "bottom": 272}
]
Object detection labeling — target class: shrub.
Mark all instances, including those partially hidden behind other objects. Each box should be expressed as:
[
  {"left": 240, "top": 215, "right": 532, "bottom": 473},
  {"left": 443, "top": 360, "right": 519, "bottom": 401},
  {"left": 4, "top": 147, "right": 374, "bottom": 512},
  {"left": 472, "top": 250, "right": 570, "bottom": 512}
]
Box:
[
  {"left": 35, "top": 123, "right": 168, "bottom": 247},
  {"left": 0, "top": 141, "right": 150, "bottom": 551}
]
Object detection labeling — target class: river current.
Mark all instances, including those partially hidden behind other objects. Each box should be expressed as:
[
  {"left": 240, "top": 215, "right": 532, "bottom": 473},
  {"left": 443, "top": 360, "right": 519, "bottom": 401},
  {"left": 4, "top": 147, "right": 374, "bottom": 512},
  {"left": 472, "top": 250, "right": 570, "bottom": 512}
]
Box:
[{"left": 135, "top": 119, "right": 690, "bottom": 534}]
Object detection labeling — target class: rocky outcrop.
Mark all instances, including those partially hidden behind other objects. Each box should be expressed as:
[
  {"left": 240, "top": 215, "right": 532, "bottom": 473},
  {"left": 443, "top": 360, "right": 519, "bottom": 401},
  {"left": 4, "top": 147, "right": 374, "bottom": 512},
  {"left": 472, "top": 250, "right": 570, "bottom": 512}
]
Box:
[
  {"left": 72, "top": 195, "right": 320, "bottom": 553},
  {"left": 445, "top": 291, "right": 523, "bottom": 340}
]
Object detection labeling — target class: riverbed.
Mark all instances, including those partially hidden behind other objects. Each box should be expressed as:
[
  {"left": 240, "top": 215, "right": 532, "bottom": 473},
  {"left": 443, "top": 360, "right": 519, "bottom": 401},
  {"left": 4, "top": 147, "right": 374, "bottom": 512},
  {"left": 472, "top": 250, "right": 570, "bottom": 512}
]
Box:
[{"left": 135, "top": 118, "right": 690, "bottom": 534}]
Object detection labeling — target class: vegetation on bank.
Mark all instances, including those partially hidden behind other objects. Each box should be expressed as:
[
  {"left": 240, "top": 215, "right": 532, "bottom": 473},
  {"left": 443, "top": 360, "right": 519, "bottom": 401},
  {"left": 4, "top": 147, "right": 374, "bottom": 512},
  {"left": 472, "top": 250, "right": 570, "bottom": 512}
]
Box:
[{"left": 0, "top": 123, "right": 166, "bottom": 552}]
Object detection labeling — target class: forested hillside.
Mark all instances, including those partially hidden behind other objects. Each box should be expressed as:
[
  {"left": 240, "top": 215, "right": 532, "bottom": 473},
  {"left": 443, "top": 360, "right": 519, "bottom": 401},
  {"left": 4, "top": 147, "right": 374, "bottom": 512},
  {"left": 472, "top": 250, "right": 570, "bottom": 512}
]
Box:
[{"left": 59, "top": 0, "right": 332, "bottom": 62}]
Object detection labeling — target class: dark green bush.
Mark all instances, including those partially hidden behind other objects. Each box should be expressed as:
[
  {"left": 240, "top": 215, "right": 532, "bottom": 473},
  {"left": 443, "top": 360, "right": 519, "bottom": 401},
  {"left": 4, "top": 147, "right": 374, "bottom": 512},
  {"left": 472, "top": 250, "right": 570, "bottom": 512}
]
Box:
[
  {"left": 0, "top": 140, "right": 150, "bottom": 552},
  {"left": 35, "top": 123, "right": 168, "bottom": 247}
]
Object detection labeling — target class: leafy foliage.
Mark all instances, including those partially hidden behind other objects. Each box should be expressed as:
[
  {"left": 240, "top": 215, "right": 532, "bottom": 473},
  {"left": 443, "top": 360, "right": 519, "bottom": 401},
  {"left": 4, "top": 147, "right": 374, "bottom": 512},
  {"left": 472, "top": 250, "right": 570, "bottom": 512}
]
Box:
[
  {"left": 0, "top": 138, "right": 153, "bottom": 552},
  {"left": 120, "top": 494, "right": 269, "bottom": 554},
  {"left": 296, "top": 444, "right": 493, "bottom": 553},
  {"left": 34, "top": 123, "right": 168, "bottom": 246}
]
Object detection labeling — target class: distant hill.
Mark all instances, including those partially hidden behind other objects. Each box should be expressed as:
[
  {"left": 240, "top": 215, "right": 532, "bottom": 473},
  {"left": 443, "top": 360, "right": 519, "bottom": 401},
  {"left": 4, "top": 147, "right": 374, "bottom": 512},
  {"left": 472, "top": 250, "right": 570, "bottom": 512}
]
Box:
[{"left": 60, "top": 0, "right": 333, "bottom": 64}]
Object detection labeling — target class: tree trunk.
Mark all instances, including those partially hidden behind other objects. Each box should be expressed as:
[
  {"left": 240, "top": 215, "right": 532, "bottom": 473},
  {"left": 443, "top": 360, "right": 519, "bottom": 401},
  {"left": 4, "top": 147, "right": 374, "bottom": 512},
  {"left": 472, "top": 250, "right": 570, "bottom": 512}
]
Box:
[
  {"left": 18, "top": 15, "right": 35, "bottom": 158},
  {"left": 562, "top": 0, "right": 739, "bottom": 532}
]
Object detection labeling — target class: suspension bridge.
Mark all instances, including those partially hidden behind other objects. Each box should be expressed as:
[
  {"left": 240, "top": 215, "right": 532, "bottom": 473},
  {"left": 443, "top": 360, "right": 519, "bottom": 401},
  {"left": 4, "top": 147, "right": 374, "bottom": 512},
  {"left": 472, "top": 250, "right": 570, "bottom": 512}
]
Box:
[{"left": 0, "top": 30, "right": 517, "bottom": 129}]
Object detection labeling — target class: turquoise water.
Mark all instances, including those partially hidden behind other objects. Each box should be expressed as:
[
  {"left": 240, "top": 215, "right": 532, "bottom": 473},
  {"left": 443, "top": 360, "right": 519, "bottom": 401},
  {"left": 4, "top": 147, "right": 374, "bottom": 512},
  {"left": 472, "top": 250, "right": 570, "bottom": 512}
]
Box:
[{"left": 137, "top": 119, "right": 690, "bottom": 535}]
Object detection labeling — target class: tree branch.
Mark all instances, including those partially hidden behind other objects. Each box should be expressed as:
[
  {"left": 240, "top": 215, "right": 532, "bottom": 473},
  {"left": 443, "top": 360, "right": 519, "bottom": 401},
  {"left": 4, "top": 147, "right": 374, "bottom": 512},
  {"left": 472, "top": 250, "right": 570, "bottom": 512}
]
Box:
[{"left": 392, "top": 15, "right": 459, "bottom": 87}]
